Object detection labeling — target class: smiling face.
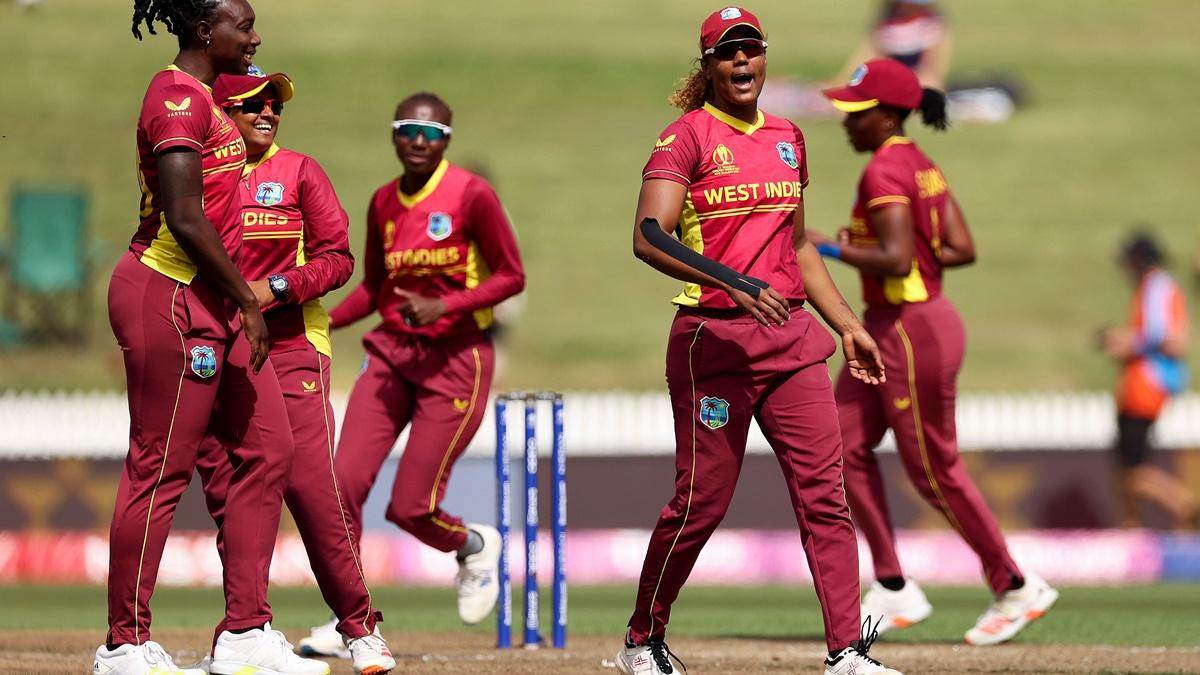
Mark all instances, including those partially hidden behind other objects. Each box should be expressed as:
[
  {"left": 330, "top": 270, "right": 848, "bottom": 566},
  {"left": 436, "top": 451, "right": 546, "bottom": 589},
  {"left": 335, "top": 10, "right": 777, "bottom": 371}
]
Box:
[
  {"left": 201, "top": 0, "right": 261, "bottom": 76},
  {"left": 393, "top": 100, "right": 452, "bottom": 177},
  {"left": 704, "top": 25, "right": 767, "bottom": 112},
  {"left": 229, "top": 85, "right": 280, "bottom": 157}
]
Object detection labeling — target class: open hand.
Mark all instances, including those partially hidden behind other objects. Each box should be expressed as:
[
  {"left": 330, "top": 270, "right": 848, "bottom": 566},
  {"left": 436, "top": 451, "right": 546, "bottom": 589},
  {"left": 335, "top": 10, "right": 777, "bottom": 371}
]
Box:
[{"left": 842, "top": 326, "right": 885, "bottom": 385}]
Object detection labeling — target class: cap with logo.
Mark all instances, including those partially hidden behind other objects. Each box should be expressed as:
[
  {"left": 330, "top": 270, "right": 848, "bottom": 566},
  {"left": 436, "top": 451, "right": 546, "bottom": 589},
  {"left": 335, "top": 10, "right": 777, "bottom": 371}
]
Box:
[
  {"left": 822, "top": 58, "right": 922, "bottom": 113},
  {"left": 212, "top": 70, "right": 295, "bottom": 108},
  {"left": 700, "top": 6, "right": 765, "bottom": 53}
]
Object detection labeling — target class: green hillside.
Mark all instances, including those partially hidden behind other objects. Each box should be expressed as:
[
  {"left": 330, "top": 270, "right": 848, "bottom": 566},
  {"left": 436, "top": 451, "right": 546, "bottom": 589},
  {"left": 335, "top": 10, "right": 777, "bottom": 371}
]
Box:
[{"left": 2, "top": 0, "right": 1198, "bottom": 391}]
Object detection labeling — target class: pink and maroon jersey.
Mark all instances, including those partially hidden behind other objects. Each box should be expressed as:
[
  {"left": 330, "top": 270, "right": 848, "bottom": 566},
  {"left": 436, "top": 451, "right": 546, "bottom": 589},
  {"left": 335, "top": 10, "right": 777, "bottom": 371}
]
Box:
[
  {"left": 132, "top": 65, "right": 246, "bottom": 283},
  {"left": 847, "top": 136, "right": 949, "bottom": 307},
  {"left": 328, "top": 161, "right": 525, "bottom": 339},
  {"left": 642, "top": 103, "right": 810, "bottom": 309},
  {"left": 237, "top": 145, "right": 353, "bottom": 357}
]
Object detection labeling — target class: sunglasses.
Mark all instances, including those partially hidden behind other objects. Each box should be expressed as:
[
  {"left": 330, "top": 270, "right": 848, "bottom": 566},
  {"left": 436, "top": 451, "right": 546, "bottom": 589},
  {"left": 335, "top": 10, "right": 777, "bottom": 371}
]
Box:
[
  {"left": 704, "top": 38, "right": 768, "bottom": 60},
  {"left": 227, "top": 99, "right": 283, "bottom": 115},
  {"left": 392, "top": 119, "right": 453, "bottom": 142}
]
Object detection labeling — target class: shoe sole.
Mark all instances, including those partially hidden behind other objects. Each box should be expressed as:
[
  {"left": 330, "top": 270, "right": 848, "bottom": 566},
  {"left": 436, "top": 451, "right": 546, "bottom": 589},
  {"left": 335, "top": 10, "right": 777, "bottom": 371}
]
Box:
[
  {"left": 357, "top": 667, "right": 392, "bottom": 675},
  {"left": 209, "top": 661, "right": 331, "bottom": 675},
  {"left": 965, "top": 586, "right": 1060, "bottom": 646},
  {"left": 613, "top": 651, "right": 635, "bottom": 675},
  {"left": 882, "top": 602, "right": 933, "bottom": 633}
]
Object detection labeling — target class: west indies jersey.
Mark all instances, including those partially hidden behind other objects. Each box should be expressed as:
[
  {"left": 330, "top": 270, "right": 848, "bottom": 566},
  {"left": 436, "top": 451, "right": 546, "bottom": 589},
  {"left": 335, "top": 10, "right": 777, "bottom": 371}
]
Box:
[
  {"left": 132, "top": 65, "right": 246, "bottom": 284},
  {"left": 642, "top": 103, "right": 810, "bottom": 309},
  {"left": 847, "top": 136, "right": 948, "bottom": 307},
  {"left": 238, "top": 145, "right": 353, "bottom": 357},
  {"left": 329, "top": 160, "right": 525, "bottom": 339}
]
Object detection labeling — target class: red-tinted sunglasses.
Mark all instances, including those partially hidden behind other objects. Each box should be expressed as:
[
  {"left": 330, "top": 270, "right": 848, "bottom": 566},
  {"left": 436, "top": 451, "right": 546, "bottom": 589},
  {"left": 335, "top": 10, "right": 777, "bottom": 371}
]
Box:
[
  {"left": 704, "top": 38, "right": 767, "bottom": 60},
  {"left": 226, "top": 99, "right": 284, "bottom": 115}
]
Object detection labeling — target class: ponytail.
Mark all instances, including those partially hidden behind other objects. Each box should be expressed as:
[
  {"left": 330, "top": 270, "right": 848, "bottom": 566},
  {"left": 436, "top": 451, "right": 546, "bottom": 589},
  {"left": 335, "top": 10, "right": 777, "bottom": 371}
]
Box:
[
  {"left": 669, "top": 60, "right": 713, "bottom": 112},
  {"left": 918, "top": 87, "right": 949, "bottom": 131}
]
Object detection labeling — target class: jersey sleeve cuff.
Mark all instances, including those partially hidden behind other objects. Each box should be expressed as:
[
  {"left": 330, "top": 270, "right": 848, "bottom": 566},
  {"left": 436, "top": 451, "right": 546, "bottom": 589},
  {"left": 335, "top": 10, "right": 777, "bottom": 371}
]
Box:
[
  {"left": 866, "top": 195, "right": 911, "bottom": 209},
  {"left": 642, "top": 169, "right": 690, "bottom": 186},
  {"left": 152, "top": 136, "right": 204, "bottom": 153}
]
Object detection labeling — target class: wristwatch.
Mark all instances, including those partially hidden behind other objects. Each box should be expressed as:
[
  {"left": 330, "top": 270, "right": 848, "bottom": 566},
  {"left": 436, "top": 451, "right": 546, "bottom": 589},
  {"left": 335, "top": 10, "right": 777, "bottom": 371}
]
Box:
[{"left": 267, "top": 274, "right": 290, "bottom": 303}]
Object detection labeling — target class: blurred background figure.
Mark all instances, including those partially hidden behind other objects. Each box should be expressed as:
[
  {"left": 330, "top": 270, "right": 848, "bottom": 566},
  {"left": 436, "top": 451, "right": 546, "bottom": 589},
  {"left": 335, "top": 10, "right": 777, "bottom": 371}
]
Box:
[
  {"left": 1098, "top": 231, "right": 1197, "bottom": 530},
  {"left": 765, "top": 1, "right": 1022, "bottom": 124}
]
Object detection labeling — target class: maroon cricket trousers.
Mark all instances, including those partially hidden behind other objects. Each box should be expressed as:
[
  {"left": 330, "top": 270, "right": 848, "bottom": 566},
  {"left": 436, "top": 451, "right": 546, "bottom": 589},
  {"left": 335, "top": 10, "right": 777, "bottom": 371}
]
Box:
[
  {"left": 628, "top": 306, "right": 862, "bottom": 652},
  {"left": 836, "top": 295, "right": 1021, "bottom": 594},
  {"left": 197, "top": 342, "right": 381, "bottom": 640},
  {"left": 105, "top": 252, "right": 293, "bottom": 645},
  {"left": 335, "top": 328, "right": 494, "bottom": 553}
]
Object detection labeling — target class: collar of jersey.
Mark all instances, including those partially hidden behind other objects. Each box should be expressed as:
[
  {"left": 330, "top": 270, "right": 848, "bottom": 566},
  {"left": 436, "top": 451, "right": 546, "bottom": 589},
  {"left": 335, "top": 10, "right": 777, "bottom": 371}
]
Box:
[
  {"left": 243, "top": 144, "right": 281, "bottom": 177},
  {"left": 880, "top": 135, "right": 913, "bottom": 149},
  {"left": 703, "top": 103, "right": 764, "bottom": 135},
  {"left": 164, "top": 64, "right": 212, "bottom": 92},
  {"left": 397, "top": 159, "right": 450, "bottom": 208}
]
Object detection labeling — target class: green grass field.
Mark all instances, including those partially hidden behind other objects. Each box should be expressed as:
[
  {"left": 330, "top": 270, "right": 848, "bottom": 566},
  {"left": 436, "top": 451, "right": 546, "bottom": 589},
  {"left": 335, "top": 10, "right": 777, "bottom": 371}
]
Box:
[
  {"left": 2, "top": 1, "right": 1200, "bottom": 392},
  {"left": 3, "top": 583, "right": 1198, "bottom": 648}
]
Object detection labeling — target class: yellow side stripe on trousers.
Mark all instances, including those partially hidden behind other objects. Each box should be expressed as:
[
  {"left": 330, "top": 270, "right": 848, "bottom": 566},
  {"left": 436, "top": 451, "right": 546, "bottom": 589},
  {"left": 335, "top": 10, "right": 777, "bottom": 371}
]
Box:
[
  {"left": 428, "top": 347, "right": 483, "bottom": 526},
  {"left": 646, "top": 320, "right": 706, "bottom": 635},
  {"left": 131, "top": 283, "right": 189, "bottom": 643},
  {"left": 315, "top": 350, "right": 375, "bottom": 634},
  {"left": 894, "top": 320, "right": 971, "bottom": 541}
]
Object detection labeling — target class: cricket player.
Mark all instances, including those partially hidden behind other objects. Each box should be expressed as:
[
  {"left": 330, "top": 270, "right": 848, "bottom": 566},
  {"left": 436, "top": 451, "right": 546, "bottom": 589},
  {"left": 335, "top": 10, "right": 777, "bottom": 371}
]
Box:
[{"left": 812, "top": 57, "right": 1058, "bottom": 646}]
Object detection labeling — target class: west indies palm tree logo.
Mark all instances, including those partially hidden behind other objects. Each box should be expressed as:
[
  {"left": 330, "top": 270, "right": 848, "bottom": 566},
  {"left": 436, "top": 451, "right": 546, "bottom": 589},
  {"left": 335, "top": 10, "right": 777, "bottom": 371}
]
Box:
[{"left": 699, "top": 396, "right": 730, "bottom": 430}]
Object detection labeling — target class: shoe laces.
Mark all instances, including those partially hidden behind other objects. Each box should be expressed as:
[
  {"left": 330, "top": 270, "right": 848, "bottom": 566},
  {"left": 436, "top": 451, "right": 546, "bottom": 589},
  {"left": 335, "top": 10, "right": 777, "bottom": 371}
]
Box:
[
  {"left": 849, "top": 615, "right": 884, "bottom": 666},
  {"left": 141, "top": 641, "right": 176, "bottom": 667},
  {"left": 644, "top": 637, "right": 686, "bottom": 675},
  {"left": 350, "top": 632, "right": 389, "bottom": 655},
  {"left": 266, "top": 626, "right": 298, "bottom": 654}
]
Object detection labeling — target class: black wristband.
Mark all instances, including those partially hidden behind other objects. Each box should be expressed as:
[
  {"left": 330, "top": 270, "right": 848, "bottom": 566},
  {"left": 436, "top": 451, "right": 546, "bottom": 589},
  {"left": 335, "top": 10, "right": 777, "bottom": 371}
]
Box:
[{"left": 639, "top": 218, "right": 764, "bottom": 298}]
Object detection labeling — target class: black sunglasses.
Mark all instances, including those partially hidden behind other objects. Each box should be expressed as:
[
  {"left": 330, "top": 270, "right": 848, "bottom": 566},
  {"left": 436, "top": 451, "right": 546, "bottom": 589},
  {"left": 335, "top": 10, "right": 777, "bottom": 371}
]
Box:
[
  {"left": 705, "top": 38, "right": 768, "bottom": 60},
  {"left": 227, "top": 99, "right": 284, "bottom": 116}
]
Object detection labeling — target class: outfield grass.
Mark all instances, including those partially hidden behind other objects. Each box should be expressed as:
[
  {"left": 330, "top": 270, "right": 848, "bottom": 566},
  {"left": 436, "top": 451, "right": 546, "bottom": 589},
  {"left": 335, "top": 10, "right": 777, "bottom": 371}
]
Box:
[
  {"left": 2, "top": 1, "right": 1199, "bottom": 392},
  {"left": 2, "top": 584, "right": 1198, "bottom": 648}
]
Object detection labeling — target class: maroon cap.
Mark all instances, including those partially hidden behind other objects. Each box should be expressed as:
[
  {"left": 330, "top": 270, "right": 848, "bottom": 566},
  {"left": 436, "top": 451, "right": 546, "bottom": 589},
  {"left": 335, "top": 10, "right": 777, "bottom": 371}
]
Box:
[
  {"left": 212, "top": 71, "right": 295, "bottom": 107},
  {"left": 822, "top": 58, "right": 922, "bottom": 112},
  {"left": 699, "top": 6, "right": 764, "bottom": 52}
]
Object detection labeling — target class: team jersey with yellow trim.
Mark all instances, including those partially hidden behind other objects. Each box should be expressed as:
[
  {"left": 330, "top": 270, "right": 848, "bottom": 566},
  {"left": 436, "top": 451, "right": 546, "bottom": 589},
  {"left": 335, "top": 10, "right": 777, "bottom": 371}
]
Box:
[
  {"left": 131, "top": 66, "right": 246, "bottom": 283},
  {"left": 848, "top": 136, "right": 949, "bottom": 307},
  {"left": 328, "top": 161, "right": 524, "bottom": 339},
  {"left": 642, "top": 103, "right": 810, "bottom": 309},
  {"left": 236, "top": 145, "right": 353, "bottom": 357}
]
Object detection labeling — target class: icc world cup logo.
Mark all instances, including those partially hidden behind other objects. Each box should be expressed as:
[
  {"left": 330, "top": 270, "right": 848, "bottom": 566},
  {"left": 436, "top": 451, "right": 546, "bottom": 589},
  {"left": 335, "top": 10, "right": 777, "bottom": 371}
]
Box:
[{"left": 711, "top": 144, "right": 735, "bottom": 167}]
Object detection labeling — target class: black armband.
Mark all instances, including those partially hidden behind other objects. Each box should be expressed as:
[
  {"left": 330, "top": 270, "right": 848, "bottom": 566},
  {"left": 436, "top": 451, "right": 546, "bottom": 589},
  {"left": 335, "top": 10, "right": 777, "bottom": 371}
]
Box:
[{"left": 639, "top": 218, "right": 766, "bottom": 297}]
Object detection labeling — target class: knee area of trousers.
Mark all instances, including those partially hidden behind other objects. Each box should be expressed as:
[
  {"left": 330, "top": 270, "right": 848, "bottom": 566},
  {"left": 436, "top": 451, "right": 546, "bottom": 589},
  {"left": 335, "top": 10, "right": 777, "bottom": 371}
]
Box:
[{"left": 384, "top": 503, "right": 429, "bottom": 532}]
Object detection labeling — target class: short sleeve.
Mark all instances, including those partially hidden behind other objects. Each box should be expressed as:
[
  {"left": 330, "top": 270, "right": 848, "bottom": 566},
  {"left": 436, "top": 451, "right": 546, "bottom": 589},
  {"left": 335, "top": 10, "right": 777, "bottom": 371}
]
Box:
[
  {"left": 860, "top": 158, "right": 912, "bottom": 210},
  {"left": 792, "top": 124, "right": 810, "bottom": 188},
  {"left": 141, "top": 82, "right": 211, "bottom": 154},
  {"left": 641, "top": 119, "right": 699, "bottom": 186}
]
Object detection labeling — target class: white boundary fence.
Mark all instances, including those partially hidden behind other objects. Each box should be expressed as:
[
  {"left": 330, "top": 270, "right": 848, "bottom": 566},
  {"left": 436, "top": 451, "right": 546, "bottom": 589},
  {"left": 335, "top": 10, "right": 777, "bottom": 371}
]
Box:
[{"left": 3, "top": 390, "right": 1200, "bottom": 460}]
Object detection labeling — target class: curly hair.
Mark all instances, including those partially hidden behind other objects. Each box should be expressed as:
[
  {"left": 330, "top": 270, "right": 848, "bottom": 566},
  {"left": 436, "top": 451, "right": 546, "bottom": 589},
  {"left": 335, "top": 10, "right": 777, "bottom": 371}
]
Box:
[
  {"left": 396, "top": 92, "right": 454, "bottom": 124},
  {"left": 668, "top": 59, "right": 713, "bottom": 112},
  {"left": 131, "top": 0, "right": 220, "bottom": 46}
]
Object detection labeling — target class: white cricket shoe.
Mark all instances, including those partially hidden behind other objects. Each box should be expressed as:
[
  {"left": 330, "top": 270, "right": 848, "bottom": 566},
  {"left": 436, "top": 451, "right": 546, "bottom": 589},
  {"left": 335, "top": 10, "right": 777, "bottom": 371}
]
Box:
[
  {"left": 615, "top": 637, "right": 686, "bottom": 675},
  {"left": 860, "top": 579, "right": 934, "bottom": 635},
  {"left": 296, "top": 617, "right": 350, "bottom": 659},
  {"left": 346, "top": 632, "right": 395, "bottom": 675},
  {"left": 92, "top": 641, "right": 205, "bottom": 675},
  {"left": 209, "top": 623, "right": 330, "bottom": 675},
  {"left": 824, "top": 616, "right": 902, "bottom": 675},
  {"left": 964, "top": 573, "right": 1059, "bottom": 646},
  {"left": 456, "top": 524, "right": 502, "bottom": 624}
]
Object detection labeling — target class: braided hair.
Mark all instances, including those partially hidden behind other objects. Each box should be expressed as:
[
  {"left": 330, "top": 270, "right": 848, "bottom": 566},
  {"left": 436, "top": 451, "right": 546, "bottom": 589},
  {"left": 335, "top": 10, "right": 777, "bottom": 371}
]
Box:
[{"left": 131, "top": 0, "right": 220, "bottom": 46}]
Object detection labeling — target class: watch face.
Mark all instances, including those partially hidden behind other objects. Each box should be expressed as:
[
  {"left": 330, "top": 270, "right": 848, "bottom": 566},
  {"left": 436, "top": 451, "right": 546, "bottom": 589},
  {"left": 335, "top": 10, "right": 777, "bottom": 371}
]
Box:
[{"left": 271, "top": 277, "right": 287, "bottom": 291}]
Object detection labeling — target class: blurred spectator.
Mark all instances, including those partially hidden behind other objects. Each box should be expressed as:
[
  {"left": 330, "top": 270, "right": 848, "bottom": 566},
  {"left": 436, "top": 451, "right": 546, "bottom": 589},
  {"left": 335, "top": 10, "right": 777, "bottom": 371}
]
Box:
[
  {"left": 1098, "top": 232, "right": 1198, "bottom": 529},
  {"left": 763, "top": 1, "right": 1023, "bottom": 124}
]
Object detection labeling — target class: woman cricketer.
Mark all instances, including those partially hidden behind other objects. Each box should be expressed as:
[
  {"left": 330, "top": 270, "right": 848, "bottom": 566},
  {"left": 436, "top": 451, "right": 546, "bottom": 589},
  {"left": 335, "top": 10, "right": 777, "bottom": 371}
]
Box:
[
  {"left": 295, "top": 92, "right": 524, "bottom": 654},
  {"left": 812, "top": 57, "right": 1058, "bottom": 646},
  {"left": 615, "top": 8, "right": 900, "bottom": 675},
  {"left": 97, "top": 1, "right": 320, "bottom": 674},
  {"left": 193, "top": 70, "right": 396, "bottom": 675}
]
